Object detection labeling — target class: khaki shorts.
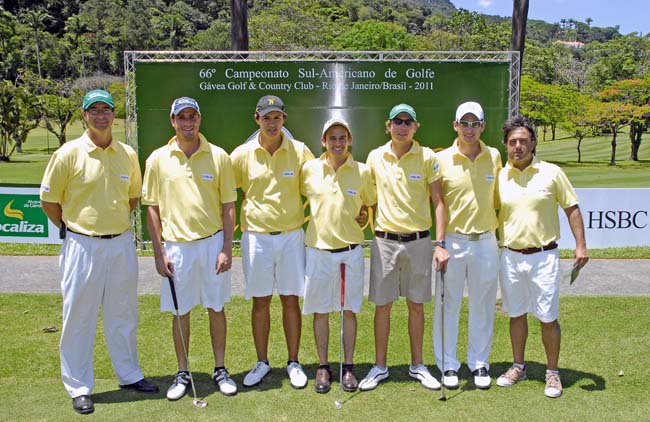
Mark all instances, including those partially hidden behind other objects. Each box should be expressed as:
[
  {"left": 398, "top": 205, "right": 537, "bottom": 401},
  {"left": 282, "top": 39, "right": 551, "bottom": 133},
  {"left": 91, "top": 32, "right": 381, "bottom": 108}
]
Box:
[{"left": 369, "top": 236, "right": 433, "bottom": 305}]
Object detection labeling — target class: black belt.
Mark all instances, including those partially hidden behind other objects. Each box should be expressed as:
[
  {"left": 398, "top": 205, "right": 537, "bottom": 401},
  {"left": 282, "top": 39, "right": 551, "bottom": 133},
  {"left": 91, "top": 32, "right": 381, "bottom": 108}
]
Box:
[
  {"left": 375, "top": 230, "right": 430, "bottom": 242},
  {"left": 67, "top": 228, "right": 122, "bottom": 239},
  {"left": 323, "top": 244, "right": 359, "bottom": 253},
  {"left": 269, "top": 231, "right": 282, "bottom": 235},
  {"left": 195, "top": 230, "right": 222, "bottom": 241},
  {"left": 506, "top": 242, "right": 558, "bottom": 255}
]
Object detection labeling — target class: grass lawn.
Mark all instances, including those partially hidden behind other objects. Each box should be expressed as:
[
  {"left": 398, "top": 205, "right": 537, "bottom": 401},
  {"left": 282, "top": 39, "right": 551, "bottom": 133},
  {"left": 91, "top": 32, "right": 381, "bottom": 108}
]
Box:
[
  {"left": 536, "top": 134, "right": 649, "bottom": 188},
  {"left": 1, "top": 294, "right": 648, "bottom": 421}
]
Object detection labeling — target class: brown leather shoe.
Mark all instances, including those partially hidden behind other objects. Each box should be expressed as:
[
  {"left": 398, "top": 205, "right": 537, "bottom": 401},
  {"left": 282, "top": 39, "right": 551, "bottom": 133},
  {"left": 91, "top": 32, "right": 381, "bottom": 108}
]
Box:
[
  {"left": 315, "top": 366, "right": 331, "bottom": 394},
  {"left": 342, "top": 365, "right": 358, "bottom": 392}
]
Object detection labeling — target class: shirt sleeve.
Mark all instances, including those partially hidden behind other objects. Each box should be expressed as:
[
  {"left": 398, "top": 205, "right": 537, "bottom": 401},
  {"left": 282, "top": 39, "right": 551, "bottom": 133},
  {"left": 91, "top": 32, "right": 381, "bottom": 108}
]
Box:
[
  {"left": 40, "top": 151, "right": 67, "bottom": 203},
  {"left": 141, "top": 152, "right": 159, "bottom": 206},
  {"left": 128, "top": 148, "right": 142, "bottom": 199},
  {"left": 302, "top": 143, "right": 315, "bottom": 163},
  {"left": 554, "top": 166, "right": 579, "bottom": 209},
  {"left": 219, "top": 152, "right": 238, "bottom": 204},
  {"left": 230, "top": 146, "right": 244, "bottom": 188},
  {"left": 425, "top": 148, "right": 441, "bottom": 184},
  {"left": 360, "top": 164, "right": 377, "bottom": 207}
]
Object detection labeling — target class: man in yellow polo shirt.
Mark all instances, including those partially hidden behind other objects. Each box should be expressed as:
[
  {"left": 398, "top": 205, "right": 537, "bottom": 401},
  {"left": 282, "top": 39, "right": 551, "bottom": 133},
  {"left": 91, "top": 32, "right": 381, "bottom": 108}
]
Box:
[
  {"left": 359, "top": 103, "right": 449, "bottom": 392},
  {"left": 231, "top": 95, "right": 314, "bottom": 389},
  {"left": 300, "top": 118, "right": 376, "bottom": 394},
  {"left": 142, "top": 97, "right": 238, "bottom": 401},
  {"left": 40, "top": 89, "right": 157, "bottom": 415},
  {"left": 496, "top": 116, "right": 589, "bottom": 398},
  {"left": 434, "top": 101, "right": 502, "bottom": 390}
]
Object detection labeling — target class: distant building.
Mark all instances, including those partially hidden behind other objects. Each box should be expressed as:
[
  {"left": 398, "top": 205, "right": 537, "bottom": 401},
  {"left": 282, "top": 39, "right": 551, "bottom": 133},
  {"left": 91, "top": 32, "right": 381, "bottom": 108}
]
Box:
[{"left": 554, "top": 40, "right": 585, "bottom": 49}]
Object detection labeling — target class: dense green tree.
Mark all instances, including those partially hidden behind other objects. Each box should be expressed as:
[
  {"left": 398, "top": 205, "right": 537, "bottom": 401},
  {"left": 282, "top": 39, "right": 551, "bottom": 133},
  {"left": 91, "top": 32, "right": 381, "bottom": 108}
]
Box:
[
  {"left": 520, "top": 75, "right": 578, "bottom": 140},
  {"left": 0, "top": 80, "right": 42, "bottom": 160},
  {"left": 19, "top": 7, "right": 50, "bottom": 77},
  {"left": 333, "top": 19, "right": 417, "bottom": 50}
]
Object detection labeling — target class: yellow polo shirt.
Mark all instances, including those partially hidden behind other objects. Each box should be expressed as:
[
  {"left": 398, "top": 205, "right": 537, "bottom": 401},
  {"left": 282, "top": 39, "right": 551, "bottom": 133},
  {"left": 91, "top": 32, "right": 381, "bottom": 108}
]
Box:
[
  {"left": 438, "top": 139, "right": 501, "bottom": 234},
  {"left": 366, "top": 140, "right": 440, "bottom": 233},
  {"left": 230, "top": 133, "right": 314, "bottom": 232},
  {"left": 300, "top": 153, "right": 377, "bottom": 249},
  {"left": 141, "top": 134, "right": 237, "bottom": 242},
  {"left": 498, "top": 157, "right": 578, "bottom": 249},
  {"left": 40, "top": 132, "right": 141, "bottom": 236}
]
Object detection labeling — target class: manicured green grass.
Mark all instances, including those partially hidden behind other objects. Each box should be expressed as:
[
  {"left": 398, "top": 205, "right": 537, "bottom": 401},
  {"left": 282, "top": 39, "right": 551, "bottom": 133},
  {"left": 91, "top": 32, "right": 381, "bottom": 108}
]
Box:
[
  {"left": 0, "top": 120, "right": 126, "bottom": 185},
  {"left": 1, "top": 293, "right": 648, "bottom": 420},
  {"left": 536, "top": 134, "right": 650, "bottom": 188}
]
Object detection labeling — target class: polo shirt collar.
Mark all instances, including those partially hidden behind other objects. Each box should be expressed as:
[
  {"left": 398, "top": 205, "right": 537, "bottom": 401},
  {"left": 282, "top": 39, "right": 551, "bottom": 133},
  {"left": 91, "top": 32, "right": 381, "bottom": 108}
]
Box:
[
  {"left": 451, "top": 138, "right": 488, "bottom": 158},
  {"left": 167, "top": 133, "right": 210, "bottom": 155},
  {"left": 255, "top": 132, "right": 289, "bottom": 152},
  {"left": 318, "top": 152, "right": 354, "bottom": 170},
  {"left": 82, "top": 131, "right": 116, "bottom": 152},
  {"left": 505, "top": 155, "right": 541, "bottom": 172},
  {"left": 381, "top": 139, "right": 421, "bottom": 158}
]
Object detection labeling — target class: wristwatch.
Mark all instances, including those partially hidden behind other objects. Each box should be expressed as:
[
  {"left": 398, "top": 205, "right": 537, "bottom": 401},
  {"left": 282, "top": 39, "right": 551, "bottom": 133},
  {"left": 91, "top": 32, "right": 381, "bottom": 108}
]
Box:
[{"left": 433, "top": 240, "right": 446, "bottom": 249}]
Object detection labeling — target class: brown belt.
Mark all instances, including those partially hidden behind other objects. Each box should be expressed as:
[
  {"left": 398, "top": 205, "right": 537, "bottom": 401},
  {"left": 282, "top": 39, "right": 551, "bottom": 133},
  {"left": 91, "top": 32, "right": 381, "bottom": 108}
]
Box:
[
  {"left": 375, "top": 230, "right": 430, "bottom": 242},
  {"left": 506, "top": 242, "right": 558, "bottom": 255}
]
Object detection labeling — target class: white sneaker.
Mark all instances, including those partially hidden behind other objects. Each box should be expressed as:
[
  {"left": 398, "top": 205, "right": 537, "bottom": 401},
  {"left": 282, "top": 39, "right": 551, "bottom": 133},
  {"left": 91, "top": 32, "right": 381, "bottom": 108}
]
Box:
[
  {"left": 443, "top": 370, "right": 459, "bottom": 389},
  {"left": 287, "top": 361, "right": 308, "bottom": 389},
  {"left": 213, "top": 368, "right": 238, "bottom": 396},
  {"left": 243, "top": 361, "right": 271, "bottom": 387},
  {"left": 358, "top": 365, "right": 389, "bottom": 391},
  {"left": 472, "top": 367, "right": 491, "bottom": 389},
  {"left": 167, "top": 372, "right": 190, "bottom": 401},
  {"left": 409, "top": 364, "right": 441, "bottom": 390},
  {"left": 544, "top": 371, "right": 563, "bottom": 398}
]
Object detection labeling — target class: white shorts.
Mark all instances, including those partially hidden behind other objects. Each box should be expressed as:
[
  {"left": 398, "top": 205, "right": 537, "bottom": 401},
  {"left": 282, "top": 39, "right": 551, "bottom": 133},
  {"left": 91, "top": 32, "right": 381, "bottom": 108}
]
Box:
[
  {"left": 160, "top": 231, "right": 231, "bottom": 315},
  {"left": 499, "top": 247, "right": 560, "bottom": 323},
  {"left": 303, "top": 246, "right": 364, "bottom": 315},
  {"left": 241, "top": 229, "right": 305, "bottom": 299}
]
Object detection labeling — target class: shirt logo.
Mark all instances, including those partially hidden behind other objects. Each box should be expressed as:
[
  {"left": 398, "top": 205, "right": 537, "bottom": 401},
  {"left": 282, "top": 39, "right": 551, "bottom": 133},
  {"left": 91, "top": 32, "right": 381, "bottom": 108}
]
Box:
[
  {"left": 409, "top": 174, "right": 422, "bottom": 181},
  {"left": 202, "top": 173, "right": 214, "bottom": 181},
  {"left": 282, "top": 171, "right": 295, "bottom": 177},
  {"left": 41, "top": 185, "right": 50, "bottom": 193},
  {"left": 346, "top": 189, "right": 358, "bottom": 196},
  {"left": 485, "top": 175, "right": 495, "bottom": 182},
  {"left": 433, "top": 163, "right": 440, "bottom": 172},
  {"left": 120, "top": 174, "right": 129, "bottom": 182}
]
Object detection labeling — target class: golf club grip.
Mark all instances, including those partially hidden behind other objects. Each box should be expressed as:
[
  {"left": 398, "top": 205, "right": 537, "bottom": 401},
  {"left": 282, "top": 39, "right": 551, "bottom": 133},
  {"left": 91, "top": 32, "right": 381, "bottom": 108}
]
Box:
[
  {"left": 167, "top": 276, "right": 179, "bottom": 311},
  {"left": 340, "top": 263, "right": 345, "bottom": 308}
]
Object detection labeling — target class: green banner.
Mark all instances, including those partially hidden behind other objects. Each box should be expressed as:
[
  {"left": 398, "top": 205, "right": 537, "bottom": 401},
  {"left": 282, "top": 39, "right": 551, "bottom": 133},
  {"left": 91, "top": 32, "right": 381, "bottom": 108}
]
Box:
[
  {"left": 0, "top": 192, "right": 49, "bottom": 238},
  {"left": 131, "top": 53, "right": 515, "bottom": 240}
]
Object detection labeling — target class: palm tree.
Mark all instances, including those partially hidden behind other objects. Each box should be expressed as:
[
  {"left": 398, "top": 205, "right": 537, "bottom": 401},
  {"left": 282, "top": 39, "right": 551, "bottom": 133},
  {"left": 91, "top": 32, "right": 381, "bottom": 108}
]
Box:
[
  {"left": 19, "top": 8, "right": 51, "bottom": 78},
  {"left": 65, "top": 15, "right": 89, "bottom": 78}
]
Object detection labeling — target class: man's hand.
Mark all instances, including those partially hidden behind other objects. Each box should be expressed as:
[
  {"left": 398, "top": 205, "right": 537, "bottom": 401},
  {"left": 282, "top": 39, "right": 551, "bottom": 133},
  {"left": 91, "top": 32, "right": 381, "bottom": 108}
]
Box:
[
  {"left": 216, "top": 251, "right": 232, "bottom": 274},
  {"left": 155, "top": 255, "right": 174, "bottom": 277},
  {"left": 434, "top": 246, "right": 449, "bottom": 273},
  {"left": 355, "top": 207, "right": 368, "bottom": 227}
]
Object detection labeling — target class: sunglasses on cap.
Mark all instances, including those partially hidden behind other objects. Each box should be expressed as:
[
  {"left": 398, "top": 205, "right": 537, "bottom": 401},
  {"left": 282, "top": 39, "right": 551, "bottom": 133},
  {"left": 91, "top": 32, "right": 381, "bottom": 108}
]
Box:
[
  {"left": 457, "top": 120, "right": 483, "bottom": 128},
  {"left": 391, "top": 118, "right": 415, "bottom": 126}
]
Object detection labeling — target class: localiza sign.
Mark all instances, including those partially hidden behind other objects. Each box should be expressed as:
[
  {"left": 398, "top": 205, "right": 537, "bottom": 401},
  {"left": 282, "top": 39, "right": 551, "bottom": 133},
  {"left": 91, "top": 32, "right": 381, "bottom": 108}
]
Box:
[{"left": 0, "top": 187, "right": 60, "bottom": 244}]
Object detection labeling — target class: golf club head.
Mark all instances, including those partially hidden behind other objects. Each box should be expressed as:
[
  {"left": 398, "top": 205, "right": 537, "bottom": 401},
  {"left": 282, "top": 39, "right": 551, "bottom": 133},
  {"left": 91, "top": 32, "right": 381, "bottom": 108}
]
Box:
[
  {"left": 335, "top": 400, "right": 342, "bottom": 409},
  {"left": 438, "top": 394, "right": 447, "bottom": 402},
  {"left": 193, "top": 399, "right": 208, "bottom": 408}
]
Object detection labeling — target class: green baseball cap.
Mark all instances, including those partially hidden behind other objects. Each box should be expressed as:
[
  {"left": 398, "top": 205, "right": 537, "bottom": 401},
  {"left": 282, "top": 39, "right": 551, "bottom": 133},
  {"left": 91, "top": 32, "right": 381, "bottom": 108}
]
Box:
[
  {"left": 83, "top": 89, "right": 114, "bottom": 110},
  {"left": 389, "top": 103, "right": 417, "bottom": 121}
]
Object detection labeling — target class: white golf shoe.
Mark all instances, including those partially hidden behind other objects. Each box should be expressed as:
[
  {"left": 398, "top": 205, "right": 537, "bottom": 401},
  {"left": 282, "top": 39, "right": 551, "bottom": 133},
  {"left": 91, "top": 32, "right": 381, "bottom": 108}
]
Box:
[
  {"left": 213, "top": 368, "right": 238, "bottom": 396},
  {"left": 243, "top": 361, "right": 271, "bottom": 387},
  {"left": 287, "top": 361, "right": 308, "bottom": 389},
  {"left": 358, "top": 365, "right": 389, "bottom": 391},
  {"left": 443, "top": 370, "right": 459, "bottom": 389},
  {"left": 408, "top": 364, "right": 441, "bottom": 390},
  {"left": 167, "top": 371, "right": 191, "bottom": 401},
  {"left": 472, "top": 367, "right": 491, "bottom": 389}
]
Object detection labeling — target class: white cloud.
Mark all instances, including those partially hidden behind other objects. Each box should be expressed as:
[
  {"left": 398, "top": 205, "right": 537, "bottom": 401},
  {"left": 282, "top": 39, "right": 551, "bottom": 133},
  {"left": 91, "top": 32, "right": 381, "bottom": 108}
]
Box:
[{"left": 478, "top": 0, "right": 493, "bottom": 7}]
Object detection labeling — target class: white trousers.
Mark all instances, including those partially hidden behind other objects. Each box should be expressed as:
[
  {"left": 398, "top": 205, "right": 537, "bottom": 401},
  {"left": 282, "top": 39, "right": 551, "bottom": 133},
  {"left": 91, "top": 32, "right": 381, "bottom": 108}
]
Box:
[
  {"left": 433, "top": 233, "right": 499, "bottom": 373},
  {"left": 59, "top": 231, "right": 143, "bottom": 398}
]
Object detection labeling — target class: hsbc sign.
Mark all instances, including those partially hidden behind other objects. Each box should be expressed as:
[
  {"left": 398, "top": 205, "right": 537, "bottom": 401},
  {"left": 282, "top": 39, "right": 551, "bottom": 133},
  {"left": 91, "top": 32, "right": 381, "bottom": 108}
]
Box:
[{"left": 557, "top": 188, "right": 650, "bottom": 249}]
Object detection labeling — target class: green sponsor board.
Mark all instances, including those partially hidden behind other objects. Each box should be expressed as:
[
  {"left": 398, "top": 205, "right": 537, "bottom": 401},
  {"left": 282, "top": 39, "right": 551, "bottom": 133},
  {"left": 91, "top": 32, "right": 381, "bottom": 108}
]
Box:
[
  {"left": 0, "top": 193, "right": 48, "bottom": 238},
  {"left": 128, "top": 52, "right": 517, "bottom": 241}
]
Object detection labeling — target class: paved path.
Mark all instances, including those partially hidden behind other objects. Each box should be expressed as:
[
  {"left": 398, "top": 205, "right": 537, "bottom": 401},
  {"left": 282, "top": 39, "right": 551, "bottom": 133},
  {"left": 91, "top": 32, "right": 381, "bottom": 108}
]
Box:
[{"left": 1, "top": 256, "right": 648, "bottom": 296}]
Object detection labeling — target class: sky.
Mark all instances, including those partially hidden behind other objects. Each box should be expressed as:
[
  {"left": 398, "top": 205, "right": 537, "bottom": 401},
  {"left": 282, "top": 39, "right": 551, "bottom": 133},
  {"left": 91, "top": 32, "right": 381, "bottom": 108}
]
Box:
[{"left": 451, "top": 0, "right": 647, "bottom": 35}]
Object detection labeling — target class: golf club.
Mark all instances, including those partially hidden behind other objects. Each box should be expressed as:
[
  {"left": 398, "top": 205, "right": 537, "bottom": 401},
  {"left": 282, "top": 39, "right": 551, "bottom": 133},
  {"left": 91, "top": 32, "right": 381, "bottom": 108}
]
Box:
[
  {"left": 167, "top": 276, "right": 208, "bottom": 408},
  {"left": 335, "top": 263, "right": 345, "bottom": 410},
  {"left": 438, "top": 270, "right": 447, "bottom": 402}
]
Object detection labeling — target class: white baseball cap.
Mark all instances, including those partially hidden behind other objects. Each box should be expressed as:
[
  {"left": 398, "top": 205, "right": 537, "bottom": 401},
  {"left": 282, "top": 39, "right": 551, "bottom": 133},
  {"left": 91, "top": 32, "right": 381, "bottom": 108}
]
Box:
[
  {"left": 455, "top": 101, "right": 484, "bottom": 121},
  {"left": 321, "top": 117, "right": 351, "bottom": 138}
]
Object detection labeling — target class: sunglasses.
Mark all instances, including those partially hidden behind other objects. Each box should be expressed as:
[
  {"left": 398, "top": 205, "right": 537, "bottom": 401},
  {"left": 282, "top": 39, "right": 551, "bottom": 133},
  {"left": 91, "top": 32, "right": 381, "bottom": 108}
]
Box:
[
  {"left": 457, "top": 120, "right": 483, "bottom": 128},
  {"left": 391, "top": 118, "right": 415, "bottom": 126}
]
